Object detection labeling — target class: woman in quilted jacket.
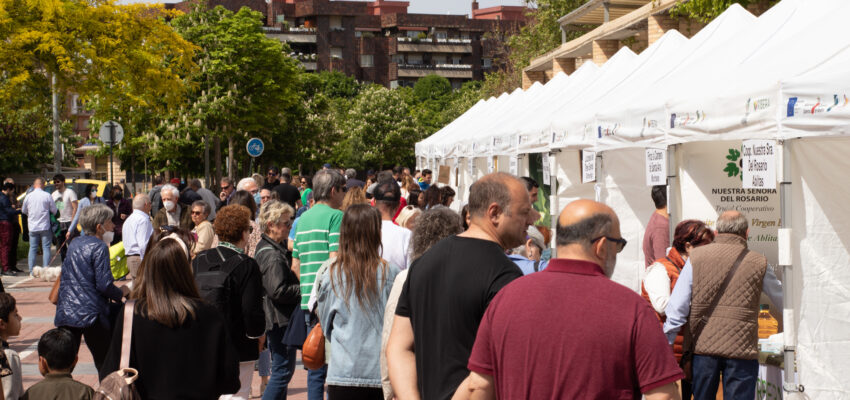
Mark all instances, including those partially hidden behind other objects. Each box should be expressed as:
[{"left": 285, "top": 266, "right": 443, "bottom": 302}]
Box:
[{"left": 54, "top": 204, "right": 129, "bottom": 375}]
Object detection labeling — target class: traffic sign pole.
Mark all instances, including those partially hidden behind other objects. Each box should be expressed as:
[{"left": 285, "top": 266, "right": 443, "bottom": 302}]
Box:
[{"left": 109, "top": 122, "right": 115, "bottom": 187}]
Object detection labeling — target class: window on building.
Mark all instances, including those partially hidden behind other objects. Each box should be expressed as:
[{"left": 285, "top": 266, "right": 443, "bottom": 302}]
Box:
[
  {"left": 392, "top": 54, "right": 404, "bottom": 64},
  {"left": 390, "top": 80, "right": 399, "bottom": 89},
  {"left": 360, "top": 54, "right": 374, "bottom": 67},
  {"left": 435, "top": 31, "right": 447, "bottom": 40},
  {"left": 406, "top": 30, "right": 420, "bottom": 38},
  {"left": 329, "top": 16, "right": 343, "bottom": 30},
  {"left": 331, "top": 47, "right": 343, "bottom": 59},
  {"left": 432, "top": 54, "right": 447, "bottom": 64},
  {"left": 483, "top": 58, "right": 492, "bottom": 68},
  {"left": 408, "top": 53, "right": 423, "bottom": 65},
  {"left": 452, "top": 55, "right": 461, "bottom": 65}
]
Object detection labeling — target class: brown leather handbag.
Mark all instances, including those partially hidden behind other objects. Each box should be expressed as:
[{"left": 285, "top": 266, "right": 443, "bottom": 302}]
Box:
[
  {"left": 48, "top": 277, "right": 61, "bottom": 305},
  {"left": 94, "top": 300, "right": 141, "bottom": 400},
  {"left": 302, "top": 321, "right": 326, "bottom": 370}
]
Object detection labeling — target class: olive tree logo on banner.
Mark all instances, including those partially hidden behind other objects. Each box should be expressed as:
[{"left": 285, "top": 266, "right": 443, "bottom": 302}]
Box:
[{"left": 723, "top": 147, "right": 743, "bottom": 180}]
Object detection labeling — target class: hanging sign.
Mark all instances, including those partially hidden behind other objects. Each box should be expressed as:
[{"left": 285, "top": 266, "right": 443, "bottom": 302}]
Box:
[
  {"left": 487, "top": 156, "right": 494, "bottom": 173},
  {"left": 468, "top": 157, "right": 475, "bottom": 179},
  {"left": 645, "top": 147, "right": 667, "bottom": 186},
  {"left": 581, "top": 150, "right": 596, "bottom": 183},
  {"left": 542, "top": 153, "right": 551, "bottom": 185},
  {"left": 437, "top": 165, "right": 451, "bottom": 185},
  {"left": 509, "top": 155, "right": 518, "bottom": 176},
  {"left": 741, "top": 140, "right": 777, "bottom": 189}
]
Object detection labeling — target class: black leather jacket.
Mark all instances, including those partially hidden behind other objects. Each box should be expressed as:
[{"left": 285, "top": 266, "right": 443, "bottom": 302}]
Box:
[{"left": 254, "top": 234, "right": 301, "bottom": 331}]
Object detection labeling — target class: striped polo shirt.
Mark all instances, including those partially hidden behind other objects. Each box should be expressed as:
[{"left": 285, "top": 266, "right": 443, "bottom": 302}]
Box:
[{"left": 293, "top": 203, "right": 343, "bottom": 310}]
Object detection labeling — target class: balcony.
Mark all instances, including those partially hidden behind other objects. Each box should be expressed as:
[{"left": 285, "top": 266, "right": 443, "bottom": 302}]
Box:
[
  {"left": 264, "top": 26, "right": 317, "bottom": 44},
  {"left": 292, "top": 53, "right": 318, "bottom": 70},
  {"left": 396, "top": 37, "right": 473, "bottom": 54},
  {"left": 396, "top": 63, "right": 473, "bottom": 79}
]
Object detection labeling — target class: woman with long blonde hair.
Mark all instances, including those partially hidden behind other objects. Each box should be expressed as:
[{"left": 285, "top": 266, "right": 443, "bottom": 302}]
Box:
[{"left": 315, "top": 204, "right": 400, "bottom": 400}]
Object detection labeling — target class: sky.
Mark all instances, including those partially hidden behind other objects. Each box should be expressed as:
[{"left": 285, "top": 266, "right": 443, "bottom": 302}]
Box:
[{"left": 117, "top": 0, "right": 527, "bottom": 16}]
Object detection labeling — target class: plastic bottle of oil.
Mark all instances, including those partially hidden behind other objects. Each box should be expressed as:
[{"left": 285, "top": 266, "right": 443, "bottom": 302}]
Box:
[{"left": 758, "top": 304, "right": 779, "bottom": 339}]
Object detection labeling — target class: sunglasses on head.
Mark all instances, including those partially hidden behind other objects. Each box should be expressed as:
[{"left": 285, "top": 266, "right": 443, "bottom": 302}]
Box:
[{"left": 159, "top": 225, "right": 178, "bottom": 233}]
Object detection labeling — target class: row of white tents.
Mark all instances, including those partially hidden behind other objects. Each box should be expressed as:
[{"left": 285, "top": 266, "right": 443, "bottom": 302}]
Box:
[{"left": 415, "top": 0, "right": 850, "bottom": 397}]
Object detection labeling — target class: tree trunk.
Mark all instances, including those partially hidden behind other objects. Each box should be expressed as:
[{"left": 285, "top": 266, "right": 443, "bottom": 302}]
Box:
[
  {"left": 214, "top": 135, "right": 222, "bottom": 190},
  {"left": 130, "top": 152, "right": 136, "bottom": 195},
  {"left": 227, "top": 135, "right": 235, "bottom": 181}
]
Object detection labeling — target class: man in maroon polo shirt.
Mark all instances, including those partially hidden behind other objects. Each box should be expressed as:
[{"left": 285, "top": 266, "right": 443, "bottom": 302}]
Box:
[{"left": 459, "top": 199, "right": 684, "bottom": 400}]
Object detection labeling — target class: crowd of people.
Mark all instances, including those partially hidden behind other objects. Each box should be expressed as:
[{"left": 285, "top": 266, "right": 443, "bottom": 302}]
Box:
[{"left": 0, "top": 164, "right": 783, "bottom": 400}]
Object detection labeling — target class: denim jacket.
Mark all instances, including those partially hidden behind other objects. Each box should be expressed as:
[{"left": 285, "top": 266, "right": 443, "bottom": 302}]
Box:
[{"left": 316, "top": 258, "right": 400, "bottom": 387}]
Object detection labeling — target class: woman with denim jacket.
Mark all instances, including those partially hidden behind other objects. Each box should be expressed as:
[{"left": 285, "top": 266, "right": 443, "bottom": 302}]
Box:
[{"left": 316, "top": 204, "right": 400, "bottom": 400}]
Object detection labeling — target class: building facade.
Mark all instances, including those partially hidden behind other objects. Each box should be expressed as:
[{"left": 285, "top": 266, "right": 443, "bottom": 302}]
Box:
[{"left": 260, "top": 0, "right": 526, "bottom": 88}]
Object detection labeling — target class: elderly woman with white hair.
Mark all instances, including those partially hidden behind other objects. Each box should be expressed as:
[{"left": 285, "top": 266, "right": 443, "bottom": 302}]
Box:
[
  {"left": 254, "top": 200, "right": 300, "bottom": 399},
  {"left": 152, "top": 184, "right": 193, "bottom": 230},
  {"left": 55, "top": 204, "right": 130, "bottom": 376}
]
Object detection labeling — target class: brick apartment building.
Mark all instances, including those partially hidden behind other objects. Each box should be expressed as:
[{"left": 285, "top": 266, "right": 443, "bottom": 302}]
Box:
[{"left": 188, "top": 0, "right": 527, "bottom": 88}]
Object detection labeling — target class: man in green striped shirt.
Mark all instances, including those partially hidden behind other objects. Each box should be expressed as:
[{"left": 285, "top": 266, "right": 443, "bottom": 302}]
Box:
[
  {"left": 291, "top": 168, "right": 345, "bottom": 400},
  {"left": 292, "top": 169, "right": 346, "bottom": 310}
]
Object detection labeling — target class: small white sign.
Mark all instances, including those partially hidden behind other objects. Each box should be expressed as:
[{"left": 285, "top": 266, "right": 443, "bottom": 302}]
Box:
[
  {"left": 645, "top": 148, "right": 667, "bottom": 186},
  {"left": 487, "top": 156, "right": 494, "bottom": 173},
  {"left": 581, "top": 150, "right": 596, "bottom": 183},
  {"left": 542, "top": 153, "right": 550, "bottom": 186},
  {"left": 509, "top": 155, "right": 518, "bottom": 176},
  {"left": 742, "top": 139, "right": 777, "bottom": 189},
  {"left": 468, "top": 157, "right": 475, "bottom": 179}
]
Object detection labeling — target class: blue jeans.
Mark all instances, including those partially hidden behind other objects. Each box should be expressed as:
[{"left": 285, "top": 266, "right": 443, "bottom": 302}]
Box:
[
  {"left": 306, "top": 314, "right": 327, "bottom": 400},
  {"left": 692, "top": 354, "right": 758, "bottom": 400},
  {"left": 263, "top": 325, "right": 297, "bottom": 400},
  {"left": 28, "top": 230, "right": 52, "bottom": 272}
]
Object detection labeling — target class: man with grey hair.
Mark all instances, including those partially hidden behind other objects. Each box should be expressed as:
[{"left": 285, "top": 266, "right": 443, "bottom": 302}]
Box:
[
  {"left": 22, "top": 177, "right": 57, "bottom": 274},
  {"left": 152, "top": 184, "right": 192, "bottom": 230},
  {"left": 272, "top": 167, "right": 302, "bottom": 209},
  {"left": 122, "top": 194, "right": 153, "bottom": 279},
  {"left": 388, "top": 173, "right": 535, "bottom": 400},
  {"left": 189, "top": 179, "right": 218, "bottom": 220},
  {"left": 664, "top": 210, "right": 783, "bottom": 400},
  {"left": 344, "top": 168, "right": 365, "bottom": 190},
  {"left": 290, "top": 168, "right": 345, "bottom": 400},
  {"left": 459, "top": 199, "right": 682, "bottom": 400},
  {"left": 507, "top": 225, "right": 548, "bottom": 275}
]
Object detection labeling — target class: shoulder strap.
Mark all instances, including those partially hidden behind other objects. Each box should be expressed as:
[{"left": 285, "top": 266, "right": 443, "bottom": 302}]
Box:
[
  {"left": 664, "top": 256, "right": 681, "bottom": 273},
  {"left": 691, "top": 248, "right": 749, "bottom": 340},
  {"left": 533, "top": 259, "right": 540, "bottom": 272},
  {"left": 120, "top": 300, "right": 136, "bottom": 369},
  {"left": 254, "top": 245, "right": 273, "bottom": 257}
]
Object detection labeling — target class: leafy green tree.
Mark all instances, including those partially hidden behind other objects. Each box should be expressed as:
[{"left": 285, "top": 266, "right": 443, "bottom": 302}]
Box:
[
  {"left": 339, "top": 86, "right": 418, "bottom": 169},
  {"left": 671, "top": 0, "right": 777, "bottom": 22},
  {"left": 413, "top": 75, "right": 452, "bottom": 102},
  {"left": 170, "top": 5, "right": 301, "bottom": 180}
]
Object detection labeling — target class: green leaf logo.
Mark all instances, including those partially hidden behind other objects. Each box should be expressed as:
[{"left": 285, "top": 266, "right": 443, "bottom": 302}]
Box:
[
  {"left": 724, "top": 162, "right": 739, "bottom": 177},
  {"left": 726, "top": 148, "right": 740, "bottom": 161}
]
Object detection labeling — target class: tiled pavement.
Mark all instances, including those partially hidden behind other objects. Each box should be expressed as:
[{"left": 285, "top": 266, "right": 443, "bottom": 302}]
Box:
[{"left": 5, "top": 255, "right": 312, "bottom": 399}]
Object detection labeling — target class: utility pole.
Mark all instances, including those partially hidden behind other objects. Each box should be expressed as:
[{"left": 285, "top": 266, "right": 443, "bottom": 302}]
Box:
[{"left": 51, "top": 74, "right": 61, "bottom": 173}]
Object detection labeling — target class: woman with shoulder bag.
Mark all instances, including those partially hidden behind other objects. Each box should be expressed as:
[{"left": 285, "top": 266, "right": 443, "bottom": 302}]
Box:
[
  {"left": 641, "top": 219, "right": 715, "bottom": 400},
  {"left": 255, "top": 200, "right": 302, "bottom": 400},
  {"left": 100, "top": 232, "right": 240, "bottom": 399},
  {"left": 54, "top": 204, "right": 129, "bottom": 375},
  {"left": 315, "top": 204, "right": 400, "bottom": 400}
]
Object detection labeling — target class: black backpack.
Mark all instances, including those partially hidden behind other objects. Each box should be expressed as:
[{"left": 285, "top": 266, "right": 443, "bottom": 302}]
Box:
[{"left": 193, "top": 248, "right": 245, "bottom": 319}]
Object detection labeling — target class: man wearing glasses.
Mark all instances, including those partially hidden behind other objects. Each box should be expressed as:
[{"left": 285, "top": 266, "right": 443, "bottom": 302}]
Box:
[
  {"left": 458, "top": 199, "right": 683, "bottom": 400},
  {"left": 219, "top": 177, "right": 236, "bottom": 208},
  {"left": 264, "top": 166, "right": 281, "bottom": 191}
]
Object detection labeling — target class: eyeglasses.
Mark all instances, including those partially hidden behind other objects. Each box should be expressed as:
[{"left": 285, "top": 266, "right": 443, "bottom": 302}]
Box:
[
  {"left": 591, "top": 236, "right": 627, "bottom": 253},
  {"left": 267, "top": 172, "right": 278, "bottom": 176},
  {"left": 247, "top": 226, "right": 254, "bottom": 234},
  {"left": 191, "top": 211, "right": 204, "bottom": 216},
  {"left": 221, "top": 185, "right": 232, "bottom": 191},
  {"left": 260, "top": 196, "right": 270, "bottom": 200}
]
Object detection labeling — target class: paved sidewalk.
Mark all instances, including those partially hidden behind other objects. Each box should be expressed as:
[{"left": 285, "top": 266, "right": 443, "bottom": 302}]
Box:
[{"left": 4, "top": 254, "right": 312, "bottom": 399}]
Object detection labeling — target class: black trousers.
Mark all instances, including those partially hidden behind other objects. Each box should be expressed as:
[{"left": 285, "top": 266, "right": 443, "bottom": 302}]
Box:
[
  {"left": 63, "top": 323, "right": 114, "bottom": 374},
  {"left": 58, "top": 222, "right": 72, "bottom": 261},
  {"left": 327, "top": 386, "right": 382, "bottom": 400}
]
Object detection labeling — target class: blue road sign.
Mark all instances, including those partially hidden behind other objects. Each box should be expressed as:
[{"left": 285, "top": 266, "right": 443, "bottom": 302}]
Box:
[{"left": 246, "top": 138, "right": 264, "bottom": 157}]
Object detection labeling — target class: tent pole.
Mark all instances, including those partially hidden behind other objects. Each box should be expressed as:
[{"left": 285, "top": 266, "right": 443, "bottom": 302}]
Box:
[
  {"left": 549, "top": 151, "right": 559, "bottom": 258},
  {"left": 667, "top": 145, "right": 678, "bottom": 244},
  {"left": 778, "top": 139, "right": 803, "bottom": 395}
]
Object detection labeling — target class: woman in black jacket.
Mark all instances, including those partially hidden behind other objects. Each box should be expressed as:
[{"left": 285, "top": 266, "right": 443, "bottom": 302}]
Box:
[
  {"left": 255, "top": 200, "right": 301, "bottom": 399},
  {"left": 101, "top": 233, "right": 240, "bottom": 399},
  {"left": 192, "top": 204, "right": 265, "bottom": 399}
]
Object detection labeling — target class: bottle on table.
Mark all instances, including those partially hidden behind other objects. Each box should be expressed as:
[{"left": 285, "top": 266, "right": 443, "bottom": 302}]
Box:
[{"left": 757, "top": 304, "right": 779, "bottom": 339}]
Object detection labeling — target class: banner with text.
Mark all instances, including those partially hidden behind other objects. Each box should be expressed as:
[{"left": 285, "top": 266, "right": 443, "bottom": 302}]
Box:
[
  {"left": 582, "top": 150, "right": 596, "bottom": 183},
  {"left": 678, "top": 141, "right": 779, "bottom": 264},
  {"left": 742, "top": 140, "right": 777, "bottom": 189},
  {"left": 646, "top": 148, "right": 667, "bottom": 186}
]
